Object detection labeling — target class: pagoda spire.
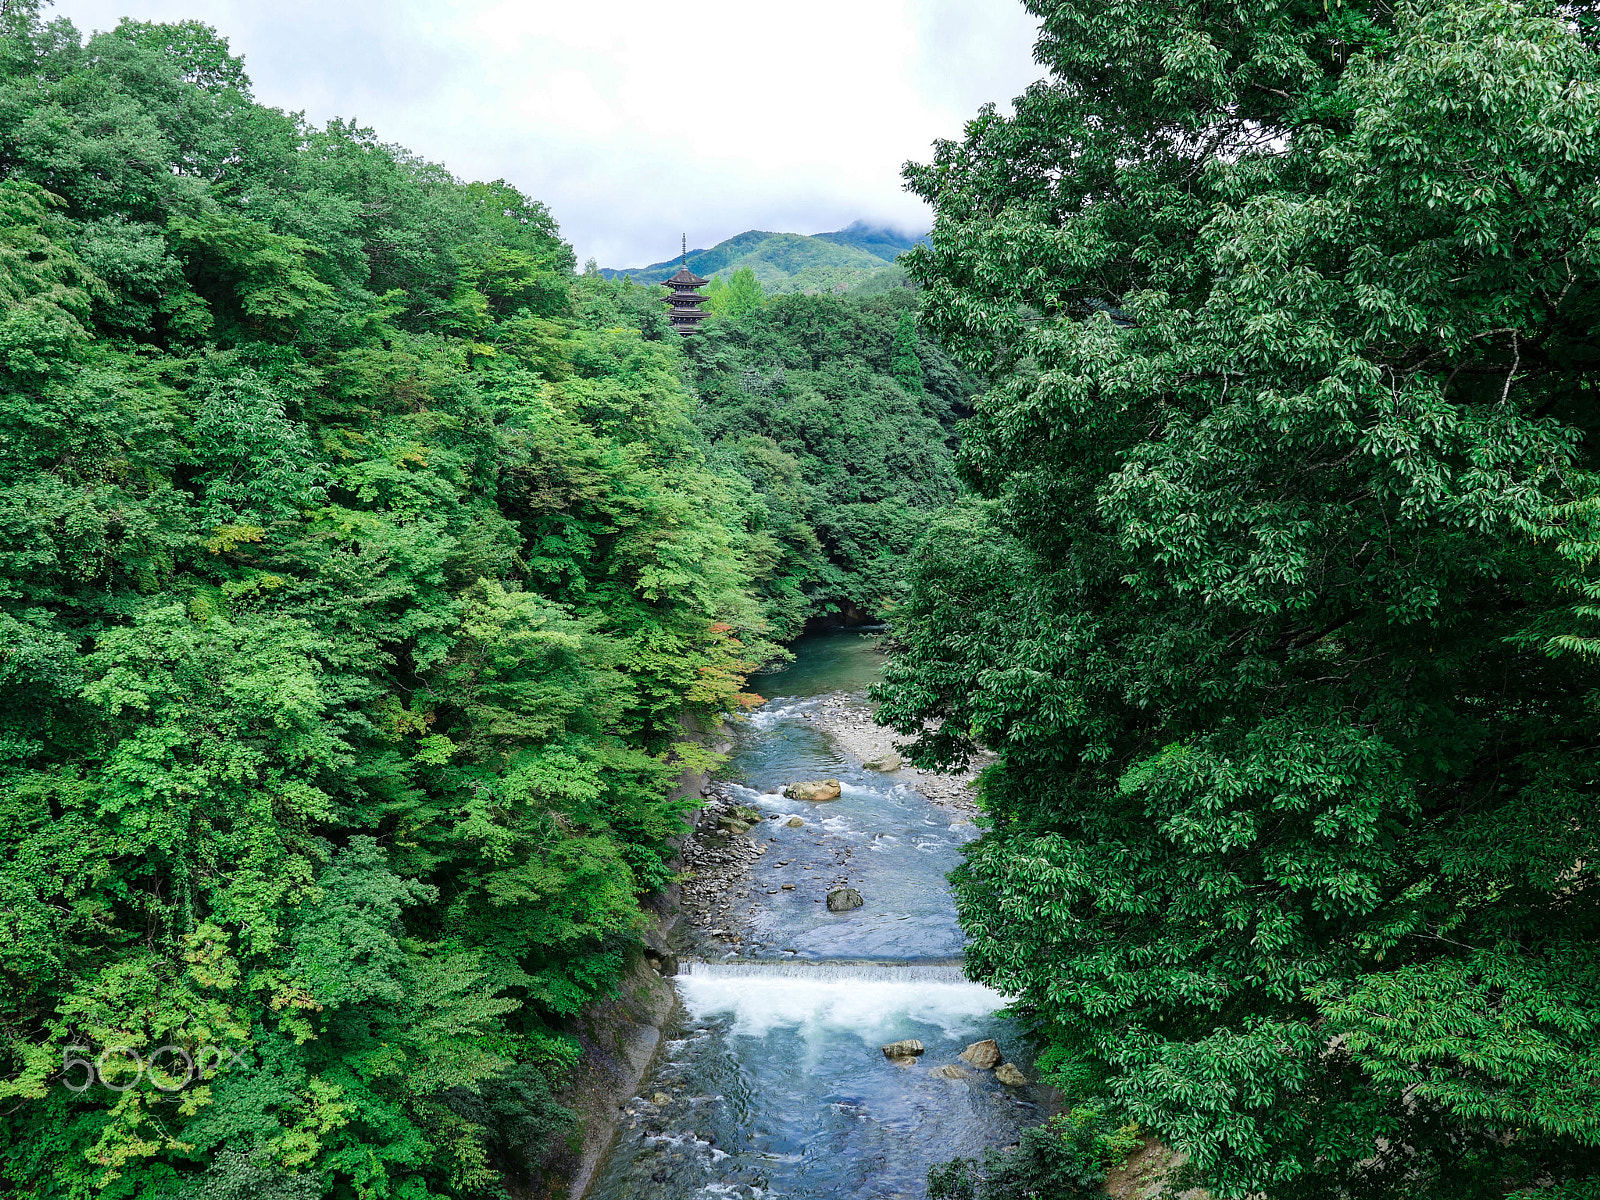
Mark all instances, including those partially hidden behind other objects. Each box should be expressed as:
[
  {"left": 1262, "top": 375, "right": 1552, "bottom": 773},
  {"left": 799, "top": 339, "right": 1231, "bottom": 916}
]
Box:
[{"left": 662, "top": 234, "right": 710, "bottom": 336}]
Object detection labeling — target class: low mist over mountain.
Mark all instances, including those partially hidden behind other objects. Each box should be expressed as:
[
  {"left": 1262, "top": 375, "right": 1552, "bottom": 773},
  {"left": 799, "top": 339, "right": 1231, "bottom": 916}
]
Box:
[{"left": 601, "top": 220, "right": 926, "bottom": 293}]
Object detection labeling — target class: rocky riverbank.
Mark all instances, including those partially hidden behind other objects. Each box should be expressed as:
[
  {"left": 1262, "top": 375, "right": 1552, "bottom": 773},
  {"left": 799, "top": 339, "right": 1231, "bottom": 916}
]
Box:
[
  {"left": 674, "top": 793, "right": 765, "bottom": 953},
  {"left": 556, "top": 718, "right": 729, "bottom": 1200},
  {"left": 800, "top": 691, "right": 991, "bottom": 816},
  {"left": 674, "top": 788, "right": 875, "bottom": 953}
]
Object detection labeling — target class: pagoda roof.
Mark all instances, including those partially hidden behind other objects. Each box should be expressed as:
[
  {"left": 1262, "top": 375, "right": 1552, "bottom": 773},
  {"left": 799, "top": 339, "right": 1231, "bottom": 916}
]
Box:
[{"left": 665, "top": 266, "right": 709, "bottom": 287}]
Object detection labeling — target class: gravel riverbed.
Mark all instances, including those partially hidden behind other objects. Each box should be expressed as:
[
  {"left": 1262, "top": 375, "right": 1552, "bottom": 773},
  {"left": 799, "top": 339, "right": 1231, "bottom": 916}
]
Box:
[
  {"left": 799, "top": 690, "right": 989, "bottom": 817},
  {"left": 676, "top": 691, "right": 990, "bottom": 952}
]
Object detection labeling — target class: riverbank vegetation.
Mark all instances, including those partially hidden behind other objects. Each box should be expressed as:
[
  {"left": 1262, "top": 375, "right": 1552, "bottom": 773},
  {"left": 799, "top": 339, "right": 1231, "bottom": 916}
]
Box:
[
  {"left": 0, "top": 7, "right": 750, "bottom": 1196},
  {"left": 880, "top": 0, "right": 1600, "bottom": 1197}
]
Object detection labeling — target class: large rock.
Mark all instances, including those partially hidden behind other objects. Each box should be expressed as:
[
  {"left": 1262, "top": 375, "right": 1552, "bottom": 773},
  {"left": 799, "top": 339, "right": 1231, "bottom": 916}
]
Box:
[
  {"left": 958, "top": 1039, "right": 1002, "bottom": 1070},
  {"left": 826, "top": 887, "right": 864, "bottom": 912},
  {"left": 995, "top": 1062, "right": 1028, "bottom": 1086},
  {"left": 643, "top": 929, "right": 678, "bottom": 976},
  {"left": 880, "top": 1039, "right": 924, "bottom": 1060},
  {"left": 714, "top": 804, "right": 761, "bottom": 834},
  {"left": 862, "top": 752, "right": 902, "bottom": 771},
  {"left": 785, "top": 816, "right": 804, "bottom": 828},
  {"left": 783, "top": 779, "right": 842, "bottom": 801},
  {"left": 931, "top": 1064, "right": 971, "bottom": 1080}
]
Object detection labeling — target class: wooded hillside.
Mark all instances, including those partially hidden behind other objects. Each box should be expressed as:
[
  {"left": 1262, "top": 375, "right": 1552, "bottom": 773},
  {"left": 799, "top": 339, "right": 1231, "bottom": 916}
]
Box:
[{"left": 0, "top": 7, "right": 952, "bottom": 1196}]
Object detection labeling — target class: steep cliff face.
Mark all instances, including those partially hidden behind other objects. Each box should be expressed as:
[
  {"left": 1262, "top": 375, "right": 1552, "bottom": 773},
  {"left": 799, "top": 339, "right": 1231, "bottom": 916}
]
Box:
[
  {"left": 548, "top": 713, "right": 732, "bottom": 1199},
  {"left": 554, "top": 938, "right": 680, "bottom": 1200}
]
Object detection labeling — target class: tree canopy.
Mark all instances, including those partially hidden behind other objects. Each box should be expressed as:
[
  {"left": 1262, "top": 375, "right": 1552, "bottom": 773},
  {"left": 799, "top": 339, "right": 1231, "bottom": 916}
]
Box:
[
  {"left": 0, "top": 9, "right": 779, "bottom": 1198},
  {"left": 683, "top": 290, "right": 977, "bottom": 634},
  {"left": 881, "top": 0, "right": 1600, "bottom": 1196}
]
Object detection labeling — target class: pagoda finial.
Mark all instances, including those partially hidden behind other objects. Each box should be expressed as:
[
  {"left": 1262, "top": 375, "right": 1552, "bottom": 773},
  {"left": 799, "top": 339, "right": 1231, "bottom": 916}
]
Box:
[{"left": 681, "top": 233, "right": 687, "bottom": 267}]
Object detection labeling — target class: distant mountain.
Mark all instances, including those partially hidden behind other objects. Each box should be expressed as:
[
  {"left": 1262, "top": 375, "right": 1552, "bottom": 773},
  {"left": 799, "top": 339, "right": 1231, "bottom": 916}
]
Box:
[
  {"left": 601, "top": 221, "right": 927, "bottom": 292},
  {"left": 811, "top": 221, "right": 927, "bottom": 262}
]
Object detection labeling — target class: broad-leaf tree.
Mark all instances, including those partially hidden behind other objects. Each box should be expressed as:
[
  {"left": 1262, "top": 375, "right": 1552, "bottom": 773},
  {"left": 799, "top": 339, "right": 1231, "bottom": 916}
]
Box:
[
  {"left": 882, "top": 1, "right": 1600, "bottom": 1195},
  {"left": 0, "top": 9, "right": 773, "bottom": 1198}
]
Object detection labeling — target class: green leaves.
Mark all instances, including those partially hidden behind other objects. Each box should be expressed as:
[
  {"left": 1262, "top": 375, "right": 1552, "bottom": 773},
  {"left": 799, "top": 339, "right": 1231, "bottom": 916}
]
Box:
[
  {"left": 1315, "top": 944, "right": 1600, "bottom": 1144},
  {"left": 289, "top": 839, "right": 434, "bottom": 1010},
  {"left": 701, "top": 267, "right": 767, "bottom": 320},
  {"left": 684, "top": 290, "right": 974, "bottom": 630},
  {"left": 883, "top": 0, "right": 1600, "bottom": 1195},
  {"left": 0, "top": 12, "right": 779, "bottom": 1198}
]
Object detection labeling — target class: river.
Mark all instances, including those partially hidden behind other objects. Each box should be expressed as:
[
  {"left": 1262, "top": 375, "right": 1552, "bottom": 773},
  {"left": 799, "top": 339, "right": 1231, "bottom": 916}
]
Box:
[{"left": 585, "top": 631, "right": 1040, "bottom": 1200}]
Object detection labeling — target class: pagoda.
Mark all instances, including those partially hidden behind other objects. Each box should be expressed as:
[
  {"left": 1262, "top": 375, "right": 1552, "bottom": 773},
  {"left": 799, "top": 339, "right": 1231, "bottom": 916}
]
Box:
[{"left": 662, "top": 234, "right": 710, "bottom": 335}]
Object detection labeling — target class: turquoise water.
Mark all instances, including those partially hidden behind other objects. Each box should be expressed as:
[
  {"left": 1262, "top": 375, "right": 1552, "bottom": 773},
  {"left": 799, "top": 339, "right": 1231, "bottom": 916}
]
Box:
[
  {"left": 585, "top": 633, "right": 1038, "bottom": 1200},
  {"left": 726, "top": 631, "right": 975, "bottom": 961}
]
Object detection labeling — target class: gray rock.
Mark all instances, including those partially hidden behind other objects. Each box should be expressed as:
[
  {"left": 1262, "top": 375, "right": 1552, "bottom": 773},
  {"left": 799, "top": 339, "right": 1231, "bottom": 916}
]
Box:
[
  {"left": 826, "top": 887, "right": 864, "bottom": 912},
  {"left": 880, "top": 1039, "right": 924, "bottom": 1060},
  {"left": 785, "top": 816, "right": 804, "bottom": 828},
  {"left": 995, "top": 1062, "right": 1028, "bottom": 1086},
  {"left": 931, "top": 1064, "right": 971, "bottom": 1080},
  {"left": 862, "top": 752, "right": 902, "bottom": 771},
  {"left": 643, "top": 929, "right": 678, "bottom": 976},
  {"left": 958, "top": 1039, "right": 1002, "bottom": 1070}
]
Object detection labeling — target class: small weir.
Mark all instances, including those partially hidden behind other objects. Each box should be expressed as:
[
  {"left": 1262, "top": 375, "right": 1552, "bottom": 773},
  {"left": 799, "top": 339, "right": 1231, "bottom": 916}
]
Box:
[
  {"left": 682, "top": 962, "right": 972, "bottom": 983},
  {"left": 586, "top": 633, "right": 1038, "bottom": 1200}
]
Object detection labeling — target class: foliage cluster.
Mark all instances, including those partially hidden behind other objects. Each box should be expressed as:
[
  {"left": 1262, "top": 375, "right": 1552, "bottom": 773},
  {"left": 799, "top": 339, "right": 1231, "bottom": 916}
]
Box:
[
  {"left": 701, "top": 268, "right": 767, "bottom": 321},
  {"left": 927, "top": 1107, "right": 1140, "bottom": 1200},
  {"left": 0, "top": 7, "right": 779, "bottom": 1198},
  {"left": 683, "top": 290, "right": 978, "bottom": 634},
  {"left": 878, "top": 0, "right": 1600, "bottom": 1196}
]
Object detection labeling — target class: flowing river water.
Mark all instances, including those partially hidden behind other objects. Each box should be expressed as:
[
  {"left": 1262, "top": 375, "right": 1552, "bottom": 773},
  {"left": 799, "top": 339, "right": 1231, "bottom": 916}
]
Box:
[{"left": 586, "top": 632, "right": 1041, "bottom": 1200}]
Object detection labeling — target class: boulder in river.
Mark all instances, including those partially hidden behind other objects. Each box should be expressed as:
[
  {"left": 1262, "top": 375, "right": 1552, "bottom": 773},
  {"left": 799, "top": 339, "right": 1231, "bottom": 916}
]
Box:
[
  {"left": 826, "top": 887, "right": 864, "bottom": 912},
  {"left": 958, "top": 1039, "right": 1002, "bottom": 1069},
  {"left": 931, "top": 1064, "right": 971, "bottom": 1080},
  {"left": 880, "top": 1039, "right": 924, "bottom": 1060},
  {"left": 784, "top": 779, "right": 842, "bottom": 801},
  {"left": 785, "top": 816, "right": 804, "bottom": 828},
  {"left": 995, "top": 1062, "right": 1028, "bottom": 1086},
  {"left": 862, "top": 752, "right": 902, "bottom": 771}
]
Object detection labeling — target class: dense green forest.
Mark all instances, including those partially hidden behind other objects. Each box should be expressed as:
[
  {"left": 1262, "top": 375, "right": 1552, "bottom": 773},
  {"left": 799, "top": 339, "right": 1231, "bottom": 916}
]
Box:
[
  {"left": 880, "top": 0, "right": 1600, "bottom": 1198},
  {"left": 10, "top": 0, "right": 1600, "bottom": 1197},
  {"left": 0, "top": 5, "right": 957, "bottom": 1198},
  {"left": 684, "top": 284, "right": 973, "bottom": 633}
]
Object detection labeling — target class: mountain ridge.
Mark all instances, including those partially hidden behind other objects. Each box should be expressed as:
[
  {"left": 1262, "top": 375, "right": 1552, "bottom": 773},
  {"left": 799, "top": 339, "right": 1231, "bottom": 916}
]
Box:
[{"left": 601, "top": 220, "right": 927, "bottom": 291}]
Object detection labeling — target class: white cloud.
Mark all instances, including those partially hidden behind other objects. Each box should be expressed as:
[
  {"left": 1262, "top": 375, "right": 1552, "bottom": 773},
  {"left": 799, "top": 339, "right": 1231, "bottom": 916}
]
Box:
[{"left": 47, "top": 0, "right": 1042, "bottom": 267}]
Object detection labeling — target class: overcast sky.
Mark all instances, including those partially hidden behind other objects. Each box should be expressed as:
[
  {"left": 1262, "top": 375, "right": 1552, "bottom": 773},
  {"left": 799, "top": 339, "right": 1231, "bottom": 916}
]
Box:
[{"left": 48, "top": 0, "right": 1044, "bottom": 268}]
